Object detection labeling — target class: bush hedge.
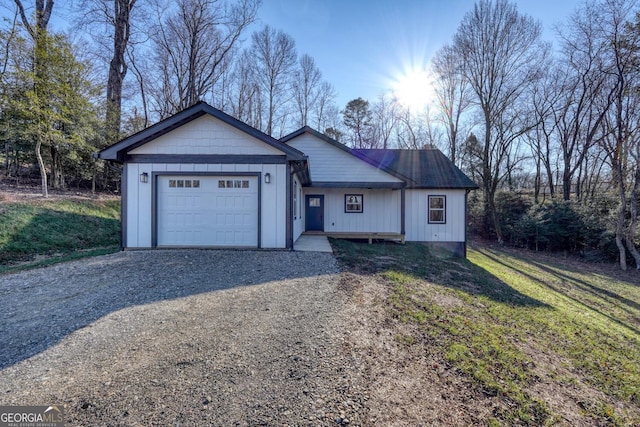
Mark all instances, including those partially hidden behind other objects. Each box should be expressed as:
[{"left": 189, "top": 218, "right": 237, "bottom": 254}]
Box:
[{"left": 469, "top": 191, "right": 626, "bottom": 261}]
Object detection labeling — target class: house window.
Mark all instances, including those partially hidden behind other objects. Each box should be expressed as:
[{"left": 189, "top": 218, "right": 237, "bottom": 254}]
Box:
[
  {"left": 345, "top": 194, "right": 363, "bottom": 213},
  {"left": 309, "top": 197, "right": 321, "bottom": 207},
  {"left": 428, "top": 195, "right": 446, "bottom": 224},
  {"left": 193, "top": 180, "right": 200, "bottom": 188},
  {"left": 169, "top": 180, "right": 177, "bottom": 188}
]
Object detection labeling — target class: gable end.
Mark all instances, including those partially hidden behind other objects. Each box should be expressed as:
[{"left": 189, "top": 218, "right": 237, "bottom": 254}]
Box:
[{"left": 97, "top": 102, "right": 306, "bottom": 162}]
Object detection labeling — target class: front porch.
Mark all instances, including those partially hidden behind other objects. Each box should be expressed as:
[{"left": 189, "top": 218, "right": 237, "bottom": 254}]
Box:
[{"left": 302, "top": 231, "right": 405, "bottom": 244}]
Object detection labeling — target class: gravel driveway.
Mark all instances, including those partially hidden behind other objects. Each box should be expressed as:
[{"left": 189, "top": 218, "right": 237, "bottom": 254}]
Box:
[{"left": 0, "top": 250, "right": 368, "bottom": 426}]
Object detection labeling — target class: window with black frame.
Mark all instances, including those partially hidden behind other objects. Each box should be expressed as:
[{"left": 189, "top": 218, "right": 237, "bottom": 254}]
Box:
[
  {"left": 428, "top": 195, "right": 446, "bottom": 224},
  {"left": 345, "top": 194, "right": 363, "bottom": 213}
]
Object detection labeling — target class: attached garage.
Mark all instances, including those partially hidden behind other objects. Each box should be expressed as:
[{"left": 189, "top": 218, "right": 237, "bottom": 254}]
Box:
[
  {"left": 95, "top": 102, "right": 308, "bottom": 250},
  {"left": 155, "top": 174, "right": 259, "bottom": 247}
]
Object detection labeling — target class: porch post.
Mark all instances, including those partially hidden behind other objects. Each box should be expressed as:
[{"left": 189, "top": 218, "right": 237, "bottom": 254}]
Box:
[
  {"left": 401, "top": 187, "right": 406, "bottom": 241},
  {"left": 286, "top": 164, "right": 292, "bottom": 249}
]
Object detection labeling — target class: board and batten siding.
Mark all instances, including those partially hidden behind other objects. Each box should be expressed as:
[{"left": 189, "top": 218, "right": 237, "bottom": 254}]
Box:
[
  {"left": 125, "top": 162, "right": 287, "bottom": 248},
  {"left": 128, "top": 115, "right": 283, "bottom": 155},
  {"left": 292, "top": 174, "right": 304, "bottom": 241},
  {"left": 302, "top": 188, "right": 401, "bottom": 233},
  {"left": 404, "top": 189, "right": 467, "bottom": 243},
  {"left": 286, "top": 133, "right": 402, "bottom": 183}
]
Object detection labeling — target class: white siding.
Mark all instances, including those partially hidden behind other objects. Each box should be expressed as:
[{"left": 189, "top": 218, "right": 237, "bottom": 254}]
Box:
[
  {"left": 124, "top": 163, "right": 287, "bottom": 249},
  {"left": 287, "top": 133, "right": 402, "bottom": 183},
  {"left": 405, "top": 189, "right": 467, "bottom": 242},
  {"left": 293, "top": 175, "right": 304, "bottom": 241},
  {"left": 302, "top": 188, "right": 401, "bottom": 233},
  {"left": 128, "top": 115, "right": 283, "bottom": 155}
]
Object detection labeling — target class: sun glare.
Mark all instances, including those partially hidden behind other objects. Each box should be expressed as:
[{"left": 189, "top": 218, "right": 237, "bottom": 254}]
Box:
[{"left": 392, "top": 68, "right": 435, "bottom": 111}]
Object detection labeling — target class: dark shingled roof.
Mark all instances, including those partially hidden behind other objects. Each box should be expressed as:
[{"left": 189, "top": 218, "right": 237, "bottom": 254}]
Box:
[{"left": 352, "top": 149, "right": 479, "bottom": 189}]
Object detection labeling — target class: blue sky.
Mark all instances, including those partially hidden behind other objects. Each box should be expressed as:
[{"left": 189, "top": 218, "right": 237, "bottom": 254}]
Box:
[
  {"left": 1, "top": 0, "right": 582, "bottom": 109},
  {"left": 257, "top": 0, "right": 583, "bottom": 107}
]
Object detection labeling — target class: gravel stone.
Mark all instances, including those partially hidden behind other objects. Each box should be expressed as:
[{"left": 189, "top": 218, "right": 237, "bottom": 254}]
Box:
[{"left": 0, "top": 250, "right": 368, "bottom": 426}]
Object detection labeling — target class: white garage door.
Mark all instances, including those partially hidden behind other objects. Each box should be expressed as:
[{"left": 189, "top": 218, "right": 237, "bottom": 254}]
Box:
[{"left": 157, "top": 175, "right": 258, "bottom": 247}]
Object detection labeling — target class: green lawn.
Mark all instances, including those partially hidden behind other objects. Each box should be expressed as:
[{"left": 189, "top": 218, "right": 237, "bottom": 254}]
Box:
[
  {"left": 331, "top": 239, "right": 640, "bottom": 426},
  {"left": 0, "top": 198, "right": 121, "bottom": 272}
]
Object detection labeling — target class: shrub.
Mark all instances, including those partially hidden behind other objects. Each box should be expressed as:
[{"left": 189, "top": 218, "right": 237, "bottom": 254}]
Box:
[
  {"left": 495, "top": 191, "right": 532, "bottom": 245},
  {"left": 505, "top": 200, "right": 586, "bottom": 253}
]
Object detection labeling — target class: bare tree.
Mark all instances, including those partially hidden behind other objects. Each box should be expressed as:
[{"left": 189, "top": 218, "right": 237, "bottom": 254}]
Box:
[
  {"left": 226, "top": 49, "right": 261, "bottom": 127},
  {"left": 13, "top": 0, "right": 53, "bottom": 37},
  {"left": 553, "top": 1, "right": 619, "bottom": 201},
  {"left": 395, "top": 107, "right": 427, "bottom": 149},
  {"left": 249, "top": 25, "right": 297, "bottom": 136},
  {"left": 371, "top": 92, "right": 400, "bottom": 149},
  {"left": 150, "top": 0, "right": 258, "bottom": 117},
  {"left": 126, "top": 44, "right": 149, "bottom": 129},
  {"left": 312, "top": 81, "right": 337, "bottom": 132},
  {"left": 451, "top": 0, "right": 547, "bottom": 243},
  {"left": 599, "top": 0, "right": 640, "bottom": 270},
  {"left": 321, "top": 103, "right": 343, "bottom": 141},
  {"left": 432, "top": 44, "right": 471, "bottom": 166},
  {"left": 529, "top": 66, "right": 564, "bottom": 202},
  {"left": 292, "top": 53, "right": 321, "bottom": 128}
]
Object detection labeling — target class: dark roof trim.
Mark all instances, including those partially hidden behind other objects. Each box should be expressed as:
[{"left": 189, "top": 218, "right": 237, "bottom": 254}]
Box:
[
  {"left": 304, "top": 181, "right": 405, "bottom": 189},
  {"left": 281, "top": 126, "right": 350, "bottom": 154},
  {"left": 281, "top": 126, "right": 412, "bottom": 183},
  {"left": 97, "top": 102, "right": 306, "bottom": 162}
]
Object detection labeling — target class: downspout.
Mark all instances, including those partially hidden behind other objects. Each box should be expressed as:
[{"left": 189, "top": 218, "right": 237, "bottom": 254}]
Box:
[
  {"left": 465, "top": 189, "right": 470, "bottom": 258},
  {"left": 401, "top": 187, "right": 406, "bottom": 243},
  {"left": 286, "top": 163, "right": 292, "bottom": 250}
]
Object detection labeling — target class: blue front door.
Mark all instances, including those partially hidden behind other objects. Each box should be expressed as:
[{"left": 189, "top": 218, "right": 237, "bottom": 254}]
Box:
[{"left": 305, "top": 195, "right": 324, "bottom": 231}]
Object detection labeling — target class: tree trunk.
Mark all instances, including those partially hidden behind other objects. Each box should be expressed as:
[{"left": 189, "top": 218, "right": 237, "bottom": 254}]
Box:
[
  {"left": 624, "top": 162, "right": 640, "bottom": 268},
  {"left": 615, "top": 161, "right": 628, "bottom": 270},
  {"left": 482, "top": 113, "right": 503, "bottom": 244},
  {"left": 50, "top": 145, "right": 63, "bottom": 189},
  {"left": 562, "top": 167, "right": 571, "bottom": 201},
  {"left": 35, "top": 138, "right": 48, "bottom": 198},
  {"left": 106, "top": 0, "right": 135, "bottom": 145},
  {"left": 534, "top": 156, "right": 541, "bottom": 205}
]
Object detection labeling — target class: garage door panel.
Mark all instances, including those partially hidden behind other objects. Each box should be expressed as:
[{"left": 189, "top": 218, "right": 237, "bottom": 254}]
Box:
[{"left": 157, "top": 175, "right": 258, "bottom": 247}]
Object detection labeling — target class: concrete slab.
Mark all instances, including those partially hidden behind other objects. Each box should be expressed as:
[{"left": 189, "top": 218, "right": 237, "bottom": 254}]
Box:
[{"left": 293, "top": 235, "right": 333, "bottom": 253}]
